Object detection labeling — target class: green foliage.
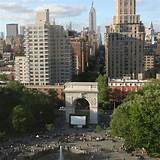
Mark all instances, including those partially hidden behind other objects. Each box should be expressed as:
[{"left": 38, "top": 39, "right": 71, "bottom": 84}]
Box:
[
  {"left": 7, "top": 81, "right": 24, "bottom": 91},
  {"left": 0, "top": 81, "right": 58, "bottom": 137},
  {"left": 73, "top": 56, "right": 99, "bottom": 82},
  {"left": 0, "top": 74, "right": 8, "bottom": 81},
  {"left": 110, "top": 80, "right": 160, "bottom": 154},
  {"left": 95, "top": 124, "right": 103, "bottom": 133},
  {"left": 96, "top": 74, "right": 110, "bottom": 110},
  {"left": 88, "top": 56, "right": 96, "bottom": 71},
  {"left": 11, "top": 105, "right": 35, "bottom": 133},
  {"left": 74, "top": 71, "right": 98, "bottom": 82},
  {"left": 46, "top": 123, "right": 54, "bottom": 131},
  {"left": 0, "top": 131, "right": 7, "bottom": 140}
]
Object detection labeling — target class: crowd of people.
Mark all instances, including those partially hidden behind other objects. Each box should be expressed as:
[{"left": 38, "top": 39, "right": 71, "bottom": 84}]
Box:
[{"left": 0, "top": 129, "right": 156, "bottom": 160}]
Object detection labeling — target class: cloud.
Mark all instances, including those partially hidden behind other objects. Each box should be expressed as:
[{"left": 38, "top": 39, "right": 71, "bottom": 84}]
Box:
[
  {"left": 0, "top": 1, "right": 87, "bottom": 29},
  {"left": 37, "top": 4, "right": 86, "bottom": 18},
  {"left": 0, "top": 2, "right": 86, "bottom": 17},
  {"left": 0, "top": 2, "right": 33, "bottom": 13}
]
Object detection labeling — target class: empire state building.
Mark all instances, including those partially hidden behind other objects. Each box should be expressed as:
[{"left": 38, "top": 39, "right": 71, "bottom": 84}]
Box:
[
  {"left": 105, "top": 0, "right": 145, "bottom": 79},
  {"left": 89, "top": 2, "right": 96, "bottom": 33}
]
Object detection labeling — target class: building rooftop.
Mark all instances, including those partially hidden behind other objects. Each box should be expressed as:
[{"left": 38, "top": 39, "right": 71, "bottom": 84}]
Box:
[{"left": 109, "top": 79, "right": 149, "bottom": 83}]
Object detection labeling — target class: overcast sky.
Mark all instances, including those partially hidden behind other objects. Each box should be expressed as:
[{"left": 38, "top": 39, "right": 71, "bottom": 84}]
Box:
[{"left": 0, "top": 0, "right": 160, "bottom": 33}]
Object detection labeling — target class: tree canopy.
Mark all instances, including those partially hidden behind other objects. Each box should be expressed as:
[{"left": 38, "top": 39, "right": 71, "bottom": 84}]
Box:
[
  {"left": 11, "top": 105, "right": 35, "bottom": 134},
  {"left": 0, "top": 74, "right": 8, "bottom": 81},
  {"left": 96, "top": 74, "right": 110, "bottom": 110},
  {"left": 0, "top": 81, "right": 58, "bottom": 138},
  {"left": 110, "top": 80, "right": 160, "bottom": 155}
]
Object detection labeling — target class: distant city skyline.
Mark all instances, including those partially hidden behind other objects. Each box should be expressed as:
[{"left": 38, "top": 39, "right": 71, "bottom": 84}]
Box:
[{"left": 0, "top": 0, "right": 160, "bottom": 33}]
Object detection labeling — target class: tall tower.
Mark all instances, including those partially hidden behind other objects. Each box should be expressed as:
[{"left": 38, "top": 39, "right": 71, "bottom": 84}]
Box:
[
  {"left": 114, "top": 0, "right": 138, "bottom": 24},
  {"left": 116, "top": 0, "right": 136, "bottom": 16},
  {"left": 15, "top": 9, "right": 74, "bottom": 85},
  {"left": 36, "top": 9, "right": 50, "bottom": 25},
  {"left": 105, "top": 0, "right": 145, "bottom": 79},
  {"left": 6, "top": 24, "right": 18, "bottom": 37},
  {"left": 150, "top": 22, "right": 155, "bottom": 44},
  {"left": 89, "top": 2, "right": 96, "bottom": 33}
]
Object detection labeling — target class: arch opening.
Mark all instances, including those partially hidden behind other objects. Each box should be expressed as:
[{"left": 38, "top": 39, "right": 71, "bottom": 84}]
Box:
[{"left": 73, "top": 98, "right": 90, "bottom": 123}]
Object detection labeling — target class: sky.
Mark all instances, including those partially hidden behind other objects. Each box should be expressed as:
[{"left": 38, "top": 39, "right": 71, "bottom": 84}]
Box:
[{"left": 0, "top": 0, "right": 160, "bottom": 34}]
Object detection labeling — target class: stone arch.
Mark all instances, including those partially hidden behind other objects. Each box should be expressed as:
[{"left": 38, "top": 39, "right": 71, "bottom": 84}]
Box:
[
  {"left": 73, "top": 98, "right": 90, "bottom": 123},
  {"left": 64, "top": 82, "right": 98, "bottom": 124}
]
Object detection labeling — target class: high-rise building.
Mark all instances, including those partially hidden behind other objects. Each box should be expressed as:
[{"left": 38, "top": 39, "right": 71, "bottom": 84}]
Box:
[
  {"left": 15, "top": 56, "right": 30, "bottom": 84},
  {"left": 36, "top": 9, "right": 50, "bottom": 25},
  {"left": 89, "top": 2, "right": 97, "bottom": 56},
  {"left": 97, "top": 26, "right": 102, "bottom": 47},
  {"left": 15, "top": 9, "right": 74, "bottom": 85},
  {"left": 105, "top": 0, "right": 145, "bottom": 79},
  {"left": 156, "top": 32, "right": 160, "bottom": 56},
  {"left": 20, "top": 26, "right": 25, "bottom": 36},
  {"left": 89, "top": 2, "right": 96, "bottom": 33},
  {"left": 0, "top": 32, "right": 4, "bottom": 39},
  {"left": 51, "top": 25, "right": 74, "bottom": 84},
  {"left": 0, "top": 39, "right": 5, "bottom": 55},
  {"left": 144, "top": 54, "right": 155, "bottom": 72},
  {"left": 69, "top": 31, "right": 89, "bottom": 75},
  {"left": 144, "top": 23, "right": 156, "bottom": 78},
  {"left": 6, "top": 24, "right": 18, "bottom": 37},
  {"left": 145, "top": 22, "right": 155, "bottom": 44}
]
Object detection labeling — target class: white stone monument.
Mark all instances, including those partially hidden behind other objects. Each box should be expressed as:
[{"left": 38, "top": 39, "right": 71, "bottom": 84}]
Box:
[{"left": 64, "top": 82, "right": 98, "bottom": 124}]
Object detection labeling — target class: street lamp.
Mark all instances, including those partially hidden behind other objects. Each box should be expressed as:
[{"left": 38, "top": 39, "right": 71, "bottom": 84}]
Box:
[{"left": 59, "top": 106, "right": 65, "bottom": 111}]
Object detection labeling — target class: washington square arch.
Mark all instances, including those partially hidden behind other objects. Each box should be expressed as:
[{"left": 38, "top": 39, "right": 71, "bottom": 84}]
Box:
[{"left": 64, "top": 82, "right": 98, "bottom": 124}]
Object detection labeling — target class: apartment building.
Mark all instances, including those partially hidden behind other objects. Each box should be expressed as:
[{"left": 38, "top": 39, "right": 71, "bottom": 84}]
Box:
[
  {"left": 15, "top": 9, "right": 74, "bottom": 85},
  {"left": 105, "top": 0, "right": 145, "bottom": 79}
]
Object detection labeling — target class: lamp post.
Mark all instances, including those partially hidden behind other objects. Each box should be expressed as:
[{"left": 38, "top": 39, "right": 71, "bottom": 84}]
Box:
[{"left": 59, "top": 106, "right": 65, "bottom": 111}]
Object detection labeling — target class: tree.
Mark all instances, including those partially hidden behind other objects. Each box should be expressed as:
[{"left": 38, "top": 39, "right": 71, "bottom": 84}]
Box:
[
  {"left": 110, "top": 80, "right": 160, "bottom": 154},
  {"left": 96, "top": 74, "right": 110, "bottom": 110},
  {"left": 0, "top": 81, "right": 57, "bottom": 136},
  {"left": 11, "top": 105, "right": 35, "bottom": 134},
  {"left": 7, "top": 81, "right": 24, "bottom": 92},
  {"left": 0, "top": 74, "right": 8, "bottom": 81}
]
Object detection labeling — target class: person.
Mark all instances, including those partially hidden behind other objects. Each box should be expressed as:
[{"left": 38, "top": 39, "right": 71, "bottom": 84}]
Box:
[
  {"left": 107, "top": 155, "right": 110, "bottom": 160},
  {"left": 91, "top": 155, "right": 94, "bottom": 159}
]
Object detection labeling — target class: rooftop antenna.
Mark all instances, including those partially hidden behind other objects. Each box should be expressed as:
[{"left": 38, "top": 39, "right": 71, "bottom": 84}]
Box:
[{"left": 92, "top": 1, "right": 94, "bottom": 8}]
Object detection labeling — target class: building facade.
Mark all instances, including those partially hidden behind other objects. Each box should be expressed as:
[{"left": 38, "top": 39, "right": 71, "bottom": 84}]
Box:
[
  {"left": 69, "top": 34, "right": 89, "bottom": 75},
  {"left": 51, "top": 25, "right": 74, "bottom": 84},
  {"left": 109, "top": 78, "right": 148, "bottom": 103},
  {"left": 89, "top": 2, "right": 96, "bottom": 33},
  {"left": 89, "top": 3, "right": 97, "bottom": 56},
  {"left": 15, "top": 9, "right": 74, "bottom": 85},
  {"left": 15, "top": 56, "right": 29, "bottom": 84},
  {"left": 6, "top": 24, "right": 18, "bottom": 37},
  {"left": 105, "top": 0, "right": 145, "bottom": 79},
  {"left": 143, "top": 23, "right": 156, "bottom": 78},
  {"left": 144, "top": 54, "right": 155, "bottom": 72},
  {"left": 145, "top": 22, "right": 155, "bottom": 44}
]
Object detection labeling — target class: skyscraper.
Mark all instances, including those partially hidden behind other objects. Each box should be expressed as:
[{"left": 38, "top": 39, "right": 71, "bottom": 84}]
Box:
[
  {"left": 145, "top": 22, "right": 155, "bottom": 44},
  {"left": 105, "top": 0, "right": 145, "bottom": 79},
  {"left": 36, "top": 9, "right": 50, "bottom": 25},
  {"left": 6, "top": 24, "right": 18, "bottom": 37},
  {"left": 89, "top": 2, "right": 96, "bottom": 33},
  {"left": 89, "top": 2, "right": 97, "bottom": 56},
  {"left": 15, "top": 9, "right": 74, "bottom": 85},
  {"left": 0, "top": 32, "right": 4, "bottom": 39},
  {"left": 97, "top": 26, "right": 102, "bottom": 47},
  {"left": 20, "top": 26, "right": 25, "bottom": 35}
]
